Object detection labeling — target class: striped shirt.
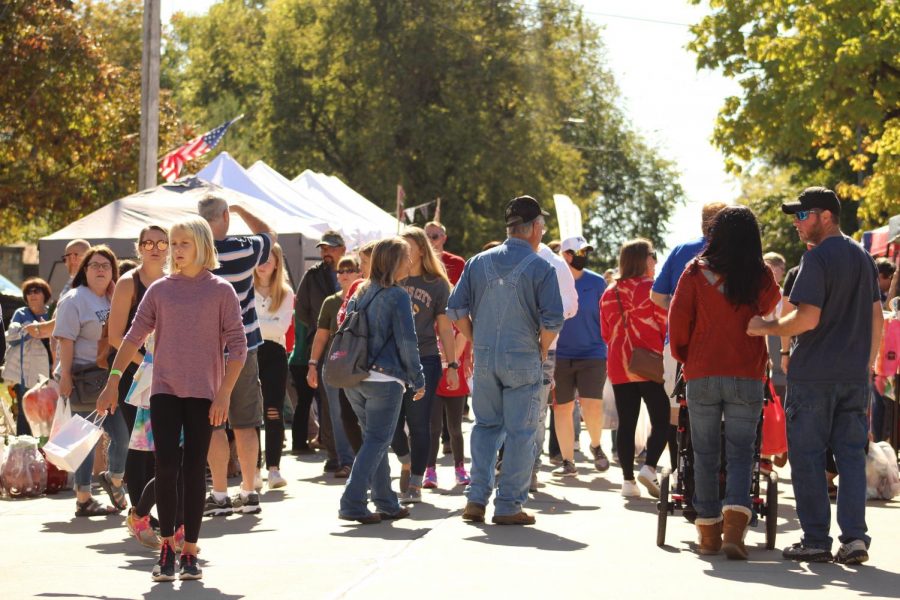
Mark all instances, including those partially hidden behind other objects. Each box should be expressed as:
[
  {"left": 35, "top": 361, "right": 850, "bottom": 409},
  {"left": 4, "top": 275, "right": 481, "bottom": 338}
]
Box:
[{"left": 213, "top": 234, "right": 273, "bottom": 350}]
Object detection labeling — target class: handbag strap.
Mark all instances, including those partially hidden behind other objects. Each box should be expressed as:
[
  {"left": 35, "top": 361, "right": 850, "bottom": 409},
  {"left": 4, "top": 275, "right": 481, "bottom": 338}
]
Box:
[{"left": 614, "top": 286, "right": 634, "bottom": 348}]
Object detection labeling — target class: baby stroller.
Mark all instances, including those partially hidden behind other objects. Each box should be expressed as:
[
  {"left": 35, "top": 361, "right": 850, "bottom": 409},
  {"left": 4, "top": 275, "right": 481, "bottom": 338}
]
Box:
[{"left": 656, "top": 369, "right": 779, "bottom": 549}]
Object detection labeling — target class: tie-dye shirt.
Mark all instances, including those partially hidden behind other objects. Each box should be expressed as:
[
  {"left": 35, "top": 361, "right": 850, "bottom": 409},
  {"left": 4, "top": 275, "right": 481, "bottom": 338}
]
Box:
[{"left": 600, "top": 276, "right": 667, "bottom": 385}]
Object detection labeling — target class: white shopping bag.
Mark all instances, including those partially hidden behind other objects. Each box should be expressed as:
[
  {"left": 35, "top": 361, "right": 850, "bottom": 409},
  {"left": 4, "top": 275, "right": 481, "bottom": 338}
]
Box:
[
  {"left": 43, "top": 411, "right": 106, "bottom": 472},
  {"left": 634, "top": 402, "right": 651, "bottom": 456},
  {"left": 49, "top": 396, "right": 72, "bottom": 440}
]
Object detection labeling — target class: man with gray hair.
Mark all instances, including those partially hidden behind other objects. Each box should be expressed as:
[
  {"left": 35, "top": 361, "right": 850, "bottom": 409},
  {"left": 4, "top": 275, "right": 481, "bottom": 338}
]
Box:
[
  {"left": 448, "top": 195, "right": 564, "bottom": 525},
  {"left": 198, "top": 195, "right": 275, "bottom": 517},
  {"left": 58, "top": 238, "right": 91, "bottom": 300}
]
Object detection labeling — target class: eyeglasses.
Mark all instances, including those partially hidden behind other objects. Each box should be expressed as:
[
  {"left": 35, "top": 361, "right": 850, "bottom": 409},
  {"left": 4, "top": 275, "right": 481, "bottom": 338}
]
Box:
[
  {"left": 61, "top": 252, "right": 80, "bottom": 261},
  {"left": 336, "top": 269, "right": 359, "bottom": 275},
  {"left": 426, "top": 233, "right": 443, "bottom": 241},
  {"left": 87, "top": 262, "right": 112, "bottom": 271},
  {"left": 794, "top": 209, "right": 822, "bottom": 222},
  {"left": 139, "top": 239, "right": 169, "bottom": 251}
]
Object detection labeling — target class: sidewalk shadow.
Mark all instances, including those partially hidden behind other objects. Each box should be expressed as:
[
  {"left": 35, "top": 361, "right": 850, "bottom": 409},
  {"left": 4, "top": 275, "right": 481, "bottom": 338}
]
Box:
[
  {"left": 622, "top": 497, "right": 659, "bottom": 515},
  {"left": 331, "top": 525, "right": 432, "bottom": 541},
  {"left": 41, "top": 516, "right": 125, "bottom": 535},
  {"left": 543, "top": 475, "right": 617, "bottom": 493},
  {"left": 144, "top": 581, "right": 245, "bottom": 599},
  {"left": 528, "top": 493, "right": 600, "bottom": 516},
  {"left": 464, "top": 524, "right": 588, "bottom": 552},
  {"left": 406, "top": 503, "right": 455, "bottom": 520}
]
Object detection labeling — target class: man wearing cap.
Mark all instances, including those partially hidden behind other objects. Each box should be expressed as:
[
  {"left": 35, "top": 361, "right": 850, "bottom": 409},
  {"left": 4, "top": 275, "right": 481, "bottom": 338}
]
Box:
[
  {"left": 199, "top": 196, "right": 275, "bottom": 516},
  {"left": 748, "top": 186, "right": 882, "bottom": 565},
  {"left": 425, "top": 221, "right": 466, "bottom": 285},
  {"left": 448, "top": 195, "right": 564, "bottom": 525},
  {"left": 293, "top": 231, "right": 347, "bottom": 473},
  {"left": 551, "top": 236, "right": 610, "bottom": 477}
]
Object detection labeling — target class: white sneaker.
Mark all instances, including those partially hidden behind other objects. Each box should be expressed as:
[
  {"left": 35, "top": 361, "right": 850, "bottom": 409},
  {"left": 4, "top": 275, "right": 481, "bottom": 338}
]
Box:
[
  {"left": 267, "top": 469, "right": 287, "bottom": 489},
  {"left": 254, "top": 469, "right": 264, "bottom": 493},
  {"left": 621, "top": 480, "right": 641, "bottom": 497},
  {"left": 637, "top": 465, "right": 660, "bottom": 498}
]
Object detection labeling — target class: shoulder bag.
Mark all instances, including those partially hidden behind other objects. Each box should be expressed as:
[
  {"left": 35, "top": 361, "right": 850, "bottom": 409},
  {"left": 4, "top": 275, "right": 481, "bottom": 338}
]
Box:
[{"left": 614, "top": 286, "right": 664, "bottom": 383}]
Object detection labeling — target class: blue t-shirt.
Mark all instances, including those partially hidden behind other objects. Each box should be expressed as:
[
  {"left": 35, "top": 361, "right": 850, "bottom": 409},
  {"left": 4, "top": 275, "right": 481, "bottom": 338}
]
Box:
[
  {"left": 787, "top": 235, "right": 879, "bottom": 384},
  {"left": 213, "top": 233, "right": 273, "bottom": 351},
  {"left": 652, "top": 237, "right": 706, "bottom": 296},
  {"left": 556, "top": 269, "right": 607, "bottom": 360}
]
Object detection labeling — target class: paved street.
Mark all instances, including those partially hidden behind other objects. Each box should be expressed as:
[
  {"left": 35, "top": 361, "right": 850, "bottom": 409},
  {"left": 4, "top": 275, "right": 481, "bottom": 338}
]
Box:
[{"left": 3, "top": 426, "right": 899, "bottom": 599}]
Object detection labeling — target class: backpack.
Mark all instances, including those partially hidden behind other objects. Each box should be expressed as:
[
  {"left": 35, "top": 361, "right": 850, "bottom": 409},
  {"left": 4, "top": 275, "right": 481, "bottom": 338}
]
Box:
[{"left": 323, "top": 287, "right": 389, "bottom": 389}]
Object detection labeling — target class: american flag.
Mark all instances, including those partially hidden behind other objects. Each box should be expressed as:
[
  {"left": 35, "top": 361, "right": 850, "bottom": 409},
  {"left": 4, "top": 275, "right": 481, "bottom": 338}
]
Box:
[{"left": 159, "top": 117, "right": 241, "bottom": 182}]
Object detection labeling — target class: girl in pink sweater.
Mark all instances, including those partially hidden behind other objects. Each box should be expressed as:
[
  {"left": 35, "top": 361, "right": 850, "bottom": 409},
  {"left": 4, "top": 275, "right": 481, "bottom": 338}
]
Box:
[{"left": 97, "top": 217, "right": 247, "bottom": 582}]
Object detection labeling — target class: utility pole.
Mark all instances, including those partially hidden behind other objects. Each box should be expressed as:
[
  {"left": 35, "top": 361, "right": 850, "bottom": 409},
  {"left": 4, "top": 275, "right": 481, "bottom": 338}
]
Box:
[{"left": 138, "top": 0, "right": 161, "bottom": 191}]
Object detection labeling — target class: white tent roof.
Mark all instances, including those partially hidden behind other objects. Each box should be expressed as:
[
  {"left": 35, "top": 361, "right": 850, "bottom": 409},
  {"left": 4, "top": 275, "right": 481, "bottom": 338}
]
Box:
[{"left": 292, "top": 170, "right": 400, "bottom": 241}]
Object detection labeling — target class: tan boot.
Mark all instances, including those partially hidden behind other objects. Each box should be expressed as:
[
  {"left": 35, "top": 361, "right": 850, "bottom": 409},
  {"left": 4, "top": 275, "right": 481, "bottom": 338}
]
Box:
[
  {"left": 695, "top": 515, "right": 723, "bottom": 555},
  {"left": 722, "top": 505, "right": 752, "bottom": 560}
]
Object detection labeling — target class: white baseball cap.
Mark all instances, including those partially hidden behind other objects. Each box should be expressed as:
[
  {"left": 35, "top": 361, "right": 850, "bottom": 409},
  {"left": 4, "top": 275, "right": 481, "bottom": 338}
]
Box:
[{"left": 560, "top": 236, "right": 593, "bottom": 253}]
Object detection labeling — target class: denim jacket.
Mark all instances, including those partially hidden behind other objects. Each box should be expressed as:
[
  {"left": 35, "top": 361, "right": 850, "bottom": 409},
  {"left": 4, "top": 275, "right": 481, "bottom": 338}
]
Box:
[{"left": 347, "top": 283, "right": 425, "bottom": 390}]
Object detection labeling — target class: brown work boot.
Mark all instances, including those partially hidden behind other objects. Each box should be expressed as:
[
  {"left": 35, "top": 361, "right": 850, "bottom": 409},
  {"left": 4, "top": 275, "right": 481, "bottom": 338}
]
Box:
[
  {"left": 695, "top": 515, "right": 723, "bottom": 555},
  {"left": 462, "top": 502, "right": 486, "bottom": 522},
  {"left": 492, "top": 511, "right": 536, "bottom": 526},
  {"left": 722, "top": 505, "right": 752, "bottom": 560}
]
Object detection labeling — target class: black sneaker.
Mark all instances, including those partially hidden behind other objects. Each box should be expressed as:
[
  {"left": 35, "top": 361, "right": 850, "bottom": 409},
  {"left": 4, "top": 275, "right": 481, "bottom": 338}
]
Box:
[
  {"left": 552, "top": 459, "right": 577, "bottom": 477},
  {"left": 202, "top": 493, "right": 233, "bottom": 517},
  {"left": 834, "top": 540, "right": 868, "bottom": 565},
  {"left": 782, "top": 542, "right": 833, "bottom": 563},
  {"left": 590, "top": 445, "right": 610, "bottom": 472},
  {"left": 232, "top": 491, "right": 262, "bottom": 515},
  {"left": 179, "top": 553, "right": 202, "bottom": 580},
  {"left": 323, "top": 458, "right": 340, "bottom": 473},
  {"left": 151, "top": 541, "right": 176, "bottom": 582}
]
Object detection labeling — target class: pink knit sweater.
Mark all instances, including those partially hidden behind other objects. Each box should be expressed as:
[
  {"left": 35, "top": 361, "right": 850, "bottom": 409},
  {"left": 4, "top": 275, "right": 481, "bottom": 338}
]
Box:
[{"left": 124, "top": 270, "right": 247, "bottom": 400}]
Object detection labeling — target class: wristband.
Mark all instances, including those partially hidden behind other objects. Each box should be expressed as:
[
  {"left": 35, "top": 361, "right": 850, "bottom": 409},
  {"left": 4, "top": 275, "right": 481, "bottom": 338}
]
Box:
[
  {"left": 448, "top": 362, "right": 460, "bottom": 370},
  {"left": 109, "top": 369, "right": 123, "bottom": 377},
  {"left": 779, "top": 351, "right": 790, "bottom": 356},
  {"left": 308, "top": 360, "right": 319, "bottom": 366}
]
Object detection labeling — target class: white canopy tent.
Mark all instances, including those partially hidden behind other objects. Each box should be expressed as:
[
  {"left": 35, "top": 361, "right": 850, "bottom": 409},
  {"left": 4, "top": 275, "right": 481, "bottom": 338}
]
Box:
[{"left": 39, "top": 178, "right": 321, "bottom": 298}]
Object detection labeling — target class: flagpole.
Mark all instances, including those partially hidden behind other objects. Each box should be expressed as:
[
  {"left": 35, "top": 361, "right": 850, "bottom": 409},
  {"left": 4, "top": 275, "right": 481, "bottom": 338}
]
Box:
[
  {"left": 435, "top": 197, "right": 441, "bottom": 224},
  {"left": 138, "top": 0, "right": 160, "bottom": 191}
]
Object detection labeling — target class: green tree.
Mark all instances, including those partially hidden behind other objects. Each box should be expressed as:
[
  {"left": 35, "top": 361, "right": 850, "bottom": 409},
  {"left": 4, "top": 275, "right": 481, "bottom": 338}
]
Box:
[
  {"left": 736, "top": 166, "right": 808, "bottom": 268},
  {"left": 688, "top": 0, "right": 900, "bottom": 233}
]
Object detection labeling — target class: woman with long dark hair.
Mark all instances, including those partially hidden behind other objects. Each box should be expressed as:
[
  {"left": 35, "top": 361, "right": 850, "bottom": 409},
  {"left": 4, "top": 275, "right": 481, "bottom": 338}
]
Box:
[{"left": 669, "top": 206, "right": 780, "bottom": 559}]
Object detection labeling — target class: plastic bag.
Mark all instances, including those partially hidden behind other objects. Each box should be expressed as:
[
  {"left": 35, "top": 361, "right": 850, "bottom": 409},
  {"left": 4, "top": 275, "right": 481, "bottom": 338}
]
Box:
[
  {"left": 0, "top": 435, "right": 48, "bottom": 498},
  {"left": 125, "top": 352, "right": 153, "bottom": 409},
  {"left": 866, "top": 441, "right": 900, "bottom": 500},
  {"left": 761, "top": 381, "right": 788, "bottom": 456},
  {"left": 602, "top": 379, "right": 618, "bottom": 430},
  {"left": 129, "top": 406, "right": 155, "bottom": 452},
  {"left": 634, "top": 402, "right": 651, "bottom": 456},
  {"left": 22, "top": 376, "right": 59, "bottom": 439}
]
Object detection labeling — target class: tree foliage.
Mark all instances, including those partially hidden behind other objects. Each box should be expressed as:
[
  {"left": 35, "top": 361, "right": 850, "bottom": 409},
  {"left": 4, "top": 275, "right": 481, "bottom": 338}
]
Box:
[
  {"left": 688, "top": 0, "right": 900, "bottom": 233},
  {"left": 170, "top": 0, "right": 684, "bottom": 260}
]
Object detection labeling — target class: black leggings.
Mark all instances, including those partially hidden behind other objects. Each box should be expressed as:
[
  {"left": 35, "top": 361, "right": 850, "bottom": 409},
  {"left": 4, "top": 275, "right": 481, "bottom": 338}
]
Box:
[
  {"left": 258, "top": 341, "right": 287, "bottom": 468},
  {"left": 115, "top": 361, "right": 156, "bottom": 507},
  {"left": 290, "top": 363, "right": 316, "bottom": 449},
  {"left": 428, "top": 394, "right": 466, "bottom": 467},
  {"left": 149, "top": 394, "right": 212, "bottom": 544},
  {"left": 613, "top": 381, "right": 670, "bottom": 481},
  {"left": 339, "top": 389, "right": 363, "bottom": 453},
  {"left": 135, "top": 469, "right": 185, "bottom": 528}
]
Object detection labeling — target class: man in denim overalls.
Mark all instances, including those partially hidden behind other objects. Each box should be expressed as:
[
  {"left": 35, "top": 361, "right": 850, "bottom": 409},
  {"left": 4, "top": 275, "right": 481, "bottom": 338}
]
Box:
[{"left": 448, "top": 196, "right": 564, "bottom": 525}]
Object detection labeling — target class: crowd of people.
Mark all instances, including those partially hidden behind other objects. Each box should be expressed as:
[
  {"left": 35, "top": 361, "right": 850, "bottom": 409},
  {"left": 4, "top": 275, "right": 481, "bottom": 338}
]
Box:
[{"left": 1, "top": 186, "right": 893, "bottom": 581}]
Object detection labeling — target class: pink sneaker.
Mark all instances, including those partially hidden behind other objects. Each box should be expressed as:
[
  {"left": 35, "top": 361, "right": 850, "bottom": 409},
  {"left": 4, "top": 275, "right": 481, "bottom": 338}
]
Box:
[
  {"left": 455, "top": 463, "right": 470, "bottom": 485},
  {"left": 126, "top": 508, "right": 161, "bottom": 549},
  {"left": 423, "top": 467, "right": 438, "bottom": 489}
]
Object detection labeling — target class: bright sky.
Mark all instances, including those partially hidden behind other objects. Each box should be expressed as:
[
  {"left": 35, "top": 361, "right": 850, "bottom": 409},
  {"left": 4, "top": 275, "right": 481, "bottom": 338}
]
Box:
[{"left": 162, "top": 1, "right": 740, "bottom": 253}]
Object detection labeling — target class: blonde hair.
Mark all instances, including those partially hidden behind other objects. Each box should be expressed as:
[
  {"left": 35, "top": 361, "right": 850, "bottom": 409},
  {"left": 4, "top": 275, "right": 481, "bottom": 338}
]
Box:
[
  {"left": 254, "top": 243, "right": 292, "bottom": 312},
  {"left": 168, "top": 217, "right": 219, "bottom": 272},
  {"left": 402, "top": 226, "right": 450, "bottom": 286},
  {"left": 359, "top": 237, "right": 409, "bottom": 294}
]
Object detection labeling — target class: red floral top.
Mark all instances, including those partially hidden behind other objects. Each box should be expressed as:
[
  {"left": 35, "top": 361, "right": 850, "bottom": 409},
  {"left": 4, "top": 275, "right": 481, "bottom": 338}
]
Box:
[{"left": 600, "top": 276, "right": 667, "bottom": 385}]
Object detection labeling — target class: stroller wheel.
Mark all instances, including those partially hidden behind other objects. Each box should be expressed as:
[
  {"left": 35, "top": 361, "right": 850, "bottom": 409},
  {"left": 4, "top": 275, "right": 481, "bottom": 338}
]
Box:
[
  {"left": 765, "top": 472, "right": 778, "bottom": 550},
  {"left": 657, "top": 473, "right": 670, "bottom": 547}
]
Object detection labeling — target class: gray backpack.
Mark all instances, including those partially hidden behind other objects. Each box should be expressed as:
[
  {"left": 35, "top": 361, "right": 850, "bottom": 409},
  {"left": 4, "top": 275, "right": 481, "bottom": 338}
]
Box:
[{"left": 323, "top": 287, "right": 389, "bottom": 388}]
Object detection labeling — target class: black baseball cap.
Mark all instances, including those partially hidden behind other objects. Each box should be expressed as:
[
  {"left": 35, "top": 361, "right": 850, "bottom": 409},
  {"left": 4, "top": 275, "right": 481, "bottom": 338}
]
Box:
[
  {"left": 505, "top": 195, "right": 550, "bottom": 226},
  {"left": 316, "top": 230, "right": 346, "bottom": 248},
  {"left": 782, "top": 187, "right": 841, "bottom": 217}
]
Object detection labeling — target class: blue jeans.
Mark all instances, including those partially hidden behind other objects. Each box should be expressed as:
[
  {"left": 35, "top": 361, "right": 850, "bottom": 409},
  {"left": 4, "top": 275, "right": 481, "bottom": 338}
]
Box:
[
  {"left": 786, "top": 381, "right": 870, "bottom": 549},
  {"left": 340, "top": 381, "right": 405, "bottom": 518},
  {"left": 686, "top": 376, "right": 763, "bottom": 518},
  {"left": 323, "top": 380, "right": 356, "bottom": 468},
  {"left": 467, "top": 351, "right": 542, "bottom": 516},
  {"left": 391, "top": 354, "right": 442, "bottom": 485},
  {"left": 73, "top": 408, "right": 129, "bottom": 493},
  {"left": 534, "top": 351, "right": 556, "bottom": 470}
]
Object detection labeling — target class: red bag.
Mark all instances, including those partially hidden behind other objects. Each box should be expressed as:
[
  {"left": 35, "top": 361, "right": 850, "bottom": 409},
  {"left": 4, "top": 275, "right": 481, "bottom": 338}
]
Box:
[{"left": 761, "top": 380, "right": 788, "bottom": 456}]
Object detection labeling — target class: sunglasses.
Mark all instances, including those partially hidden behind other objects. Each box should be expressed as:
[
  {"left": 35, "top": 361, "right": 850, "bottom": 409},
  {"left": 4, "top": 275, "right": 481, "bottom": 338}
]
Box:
[
  {"left": 568, "top": 248, "right": 591, "bottom": 257},
  {"left": 139, "top": 239, "right": 169, "bottom": 251},
  {"left": 336, "top": 268, "right": 359, "bottom": 275},
  {"left": 61, "top": 252, "right": 80, "bottom": 261},
  {"left": 794, "top": 209, "right": 822, "bottom": 222},
  {"left": 25, "top": 288, "right": 44, "bottom": 296},
  {"left": 649, "top": 250, "right": 657, "bottom": 259},
  {"left": 426, "top": 233, "right": 443, "bottom": 241}
]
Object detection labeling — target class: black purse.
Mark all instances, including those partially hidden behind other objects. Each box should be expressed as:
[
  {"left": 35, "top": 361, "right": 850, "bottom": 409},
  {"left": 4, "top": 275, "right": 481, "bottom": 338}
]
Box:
[{"left": 71, "top": 364, "right": 109, "bottom": 412}]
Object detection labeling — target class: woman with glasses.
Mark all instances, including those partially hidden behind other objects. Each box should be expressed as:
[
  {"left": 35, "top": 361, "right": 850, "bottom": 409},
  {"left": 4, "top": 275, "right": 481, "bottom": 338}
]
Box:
[
  {"left": 53, "top": 245, "right": 130, "bottom": 516},
  {"left": 253, "top": 243, "right": 295, "bottom": 488},
  {"left": 3, "top": 278, "right": 54, "bottom": 436},
  {"left": 107, "top": 225, "right": 169, "bottom": 512},
  {"left": 599, "top": 238, "right": 669, "bottom": 499},
  {"left": 669, "top": 206, "right": 780, "bottom": 559},
  {"left": 307, "top": 255, "right": 363, "bottom": 477}
]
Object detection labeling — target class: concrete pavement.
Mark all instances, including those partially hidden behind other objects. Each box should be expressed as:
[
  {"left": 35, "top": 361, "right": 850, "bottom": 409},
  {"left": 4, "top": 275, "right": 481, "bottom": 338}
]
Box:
[{"left": 2, "top": 428, "right": 899, "bottom": 599}]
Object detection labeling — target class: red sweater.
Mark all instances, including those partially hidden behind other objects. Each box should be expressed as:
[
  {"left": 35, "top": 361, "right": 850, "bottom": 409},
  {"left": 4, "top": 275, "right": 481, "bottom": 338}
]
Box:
[
  {"left": 441, "top": 251, "right": 466, "bottom": 285},
  {"left": 600, "top": 276, "right": 667, "bottom": 385},
  {"left": 668, "top": 260, "right": 781, "bottom": 382}
]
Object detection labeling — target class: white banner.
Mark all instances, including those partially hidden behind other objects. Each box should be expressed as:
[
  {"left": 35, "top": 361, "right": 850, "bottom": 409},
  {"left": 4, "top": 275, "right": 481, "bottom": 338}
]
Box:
[{"left": 553, "top": 194, "right": 583, "bottom": 240}]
